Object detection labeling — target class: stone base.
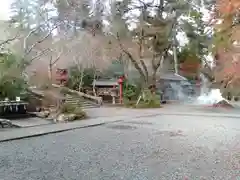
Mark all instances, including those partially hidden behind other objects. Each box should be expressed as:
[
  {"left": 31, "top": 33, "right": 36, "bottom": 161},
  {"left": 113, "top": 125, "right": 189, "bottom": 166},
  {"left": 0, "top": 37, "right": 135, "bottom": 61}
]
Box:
[{"left": 54, "top": 113, "right": 77, "bottom": 123}]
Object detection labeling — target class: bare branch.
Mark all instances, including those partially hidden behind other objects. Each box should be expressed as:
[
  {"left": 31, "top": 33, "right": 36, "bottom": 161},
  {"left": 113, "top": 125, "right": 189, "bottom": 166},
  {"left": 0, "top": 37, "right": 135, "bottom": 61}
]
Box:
[
  {"left": 51, "top": 49, "right": 65, "bottom": 66},
  {"left": 0, "top": 31, "right": 20, "bottom": 47},
  {"left": 24, "top": 24, "right": 59, "bottom": 57},
  {"left": 23, "top": 28, "right": 40, "bottom": 50},
  {"left": 29, "top": 48, "right": 50, "bottom": 63},
  {"left": 138, "top": 28, "right": 148, "bottom": 78},
  {"left": 25, "top": 34, "right": 50, "bottom": 56},
  {"left": 116, "top": 33, "right": 146, "bottom": 80}
]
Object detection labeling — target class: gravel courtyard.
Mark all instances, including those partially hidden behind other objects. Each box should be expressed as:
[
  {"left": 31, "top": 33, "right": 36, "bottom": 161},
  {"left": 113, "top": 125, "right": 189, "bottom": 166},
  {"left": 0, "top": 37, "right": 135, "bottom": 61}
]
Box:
[{"left": 0, "top": 113, "right": 239, "bottom": 180}]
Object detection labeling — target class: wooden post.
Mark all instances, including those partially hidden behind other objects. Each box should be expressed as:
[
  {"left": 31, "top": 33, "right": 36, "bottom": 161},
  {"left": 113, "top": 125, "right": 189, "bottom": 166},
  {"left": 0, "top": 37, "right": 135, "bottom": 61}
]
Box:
[{"left": 118, "top": 78, "right": 123, "bottom": 104}]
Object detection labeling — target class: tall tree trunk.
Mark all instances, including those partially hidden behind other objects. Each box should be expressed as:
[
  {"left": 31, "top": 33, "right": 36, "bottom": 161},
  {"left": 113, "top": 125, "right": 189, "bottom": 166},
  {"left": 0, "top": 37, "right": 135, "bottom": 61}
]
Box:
[
  {"left": 78, "top": 68, "right": 84, "bottom": 92},
  {"left": 78, "top": 65, "right": 85, "bottom": 92},
  {"left": 48, "top": 56, "right": 53, "bottom": 82},
  {"left": 173, "top": 36, "right": 178, "bottom": 74},
  {"left": 151, "top": 71, "right": 157, "bottom": 86},
  {"left": 139, "top": 28, "right": 148, "bottom": 81},
  {"left": 48, "top": 64, "right": 53, "bottom": 82},
  {"left": 117, "top": 33, "right": 147, "bottom": 82},
  {"left": 93, "top": 70, "right": 97, "bottom": 96}
]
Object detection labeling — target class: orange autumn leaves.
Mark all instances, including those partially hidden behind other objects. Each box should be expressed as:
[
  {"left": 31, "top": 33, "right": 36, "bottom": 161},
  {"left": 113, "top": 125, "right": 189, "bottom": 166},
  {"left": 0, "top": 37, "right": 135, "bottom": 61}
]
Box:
[
  {"left": 215, "top": 0, "right": 240, "bottom": 42},
  {"left": 217, "top": 0, "right": 240, "bottom": 15},
  {"left": 214, "top": 0, "right": 240, "bottom": 87}
]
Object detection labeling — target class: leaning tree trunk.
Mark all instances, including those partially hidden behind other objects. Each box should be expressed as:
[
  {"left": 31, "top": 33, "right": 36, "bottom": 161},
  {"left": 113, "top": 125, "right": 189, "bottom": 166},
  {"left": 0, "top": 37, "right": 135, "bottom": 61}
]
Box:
[
  {"left": 92, "top": 70, "right": 97, "bottom": 96},
  {"left": 78, "top": 68, "right": 84, "bottom": 92}
]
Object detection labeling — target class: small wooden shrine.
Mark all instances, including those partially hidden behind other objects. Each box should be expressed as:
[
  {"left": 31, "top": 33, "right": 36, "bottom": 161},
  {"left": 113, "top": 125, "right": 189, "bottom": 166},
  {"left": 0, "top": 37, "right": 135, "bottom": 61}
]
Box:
[
  {"left": 56, "top": 68, "right": 68, "bottom": 86},
  {"left": 92, "top": 79, "right": 119, "bottom": 104},
  {"left": 92, "top": 76, "right": 125, "bottom": 104}
]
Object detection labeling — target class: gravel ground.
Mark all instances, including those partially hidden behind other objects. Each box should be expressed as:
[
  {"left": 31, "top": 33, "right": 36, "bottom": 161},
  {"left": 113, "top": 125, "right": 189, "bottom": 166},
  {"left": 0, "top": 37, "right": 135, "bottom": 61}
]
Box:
[{"left": 0, "top": 114, "right": 239, "bottom": 180}]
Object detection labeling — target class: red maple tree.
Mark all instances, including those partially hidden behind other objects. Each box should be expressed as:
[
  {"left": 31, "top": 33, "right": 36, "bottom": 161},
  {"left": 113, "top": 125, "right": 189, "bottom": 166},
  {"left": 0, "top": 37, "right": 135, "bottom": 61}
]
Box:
[{"left": 213, "top": 0, "right": 240, "bottom": 88}]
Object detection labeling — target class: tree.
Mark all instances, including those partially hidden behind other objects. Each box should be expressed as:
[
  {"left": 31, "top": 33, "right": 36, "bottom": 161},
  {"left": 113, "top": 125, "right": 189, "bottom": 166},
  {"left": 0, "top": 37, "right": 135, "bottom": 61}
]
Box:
[
  {"left": 106, "top": 0, "right": 191, "bottom": 89},
  {"left": 179, "top": 9, "right": 212, "bottom": 81},
  {"left": 217, "top": 0, "right": 240, "bottom": 15},
  {"left": 67, "top": 66, "right": 96, "bottom": 91},
  {"left": 212, "top": 0, "right": 240, "bottom": 90},
  {"left": 0, "top": 53, "right": 28, "bottom": 99},
  {"left": 9, "top": 0, "right": 61, "bottom": 64},
  {"left": 55, "top": 0, "right": 92, "bottom": 34},
  {"left": 5, "top": 0, "right": 214, "bottom": 94}
]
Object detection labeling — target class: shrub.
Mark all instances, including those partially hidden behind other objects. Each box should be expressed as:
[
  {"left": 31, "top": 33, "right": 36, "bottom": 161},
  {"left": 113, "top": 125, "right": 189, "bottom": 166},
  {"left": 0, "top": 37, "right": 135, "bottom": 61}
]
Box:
[
  {"left": 67, "top": 66, "right": 95, "bottom": 90},
  {"left": 0, "top": 73, "right": 28, "bottom": 100},
  {"left": 124, "top": 89, "right": 161, "bottom": 109},
  {"left": 142, "top": 89, "right": 161, "bottom": 106},
  {"left": 124, "top": 86, "right": 137, "bottom": 100},
  {"left": 60, "top": 103, "right": 86, "bottom": 120},
  {"left": 123, "top": 99, "right": 136, "bottom": 108},
  {"left": 60, "top": 87, "right": 70, "bottom": 95},
  {"left": 60, "top": 87, "right": 79, "bottom": 97},
  {"left": 60, "top": 103, "right": 76, "bottom": 113},
  {"left": 123, "top": 81, "right": 141, "bottom": 102},
  {"left": 73, "top": 107, "right": 87, "bottom": 119},
  {"left": 0, "top": 53, "right": 29, "bottom": 100},
  {"left": 135, "top": 100, "right": 161, "bottom": 108}
]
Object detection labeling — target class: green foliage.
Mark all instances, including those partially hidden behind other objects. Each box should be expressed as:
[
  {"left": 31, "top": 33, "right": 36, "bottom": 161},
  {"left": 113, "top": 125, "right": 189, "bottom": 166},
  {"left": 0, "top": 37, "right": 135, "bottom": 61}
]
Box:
[
  {"left": 0, "top": 53, "right": 28, "bottom": 100},
  {"left": 189, "top": 10, "right": 202, "bottom": 20},
  {"left": 59, "top": 87, "right": 69, "bottom": 95},
  {"left": 60, "top": 103, "right": 86, "bottom": 119},
  {"left": 123, "top": 81, "right": 140, "bottom": 107},
  {"left": 182, "top": 9, "right": 210, "bottom": 57},
  {"left": 123, "top": 86, "right": 136, "bottom": 100},
  {"left": 178, "top": 46, "right": 201, "bottom": 64},
  {"left": 140, "top": 89, "right": 161, "bottom": 108},
  {"left": 211, "top": 30, "right": 232, "bottom": 53},
  {"left": 135, "top": 101, "right": 161, "bottom": 108},
  {"left": 123, "top": 100, "right": 136, "bottom": 107},
  {"left": 103, "top": 59, "right": 125, "bottom": 78},
  {"left": 124, "top": 89, "right": 161, "bottom": 108},
  {"left": 67, "top": 66, "right": 95, "bottom": 90},
  {"left": 123, "top": 77, "right": 142, "bottom": 103},
  {"left": 59, "top": 87, "right": 87, "bottom": 120},
  {"left": 178, "top": 48, "right": 191, "bottom": 63},
  {"left": 0, "top": 76, "right": 28, "bottom": 100},
  {"left": 123, "top": 83, "right": 139, "bottom": 100},
  {"left": 73, "top": 107, "right": 87, "bottom": 119},
  {"left": 60, "top": 103, "right": 76, "bottom": 113}
]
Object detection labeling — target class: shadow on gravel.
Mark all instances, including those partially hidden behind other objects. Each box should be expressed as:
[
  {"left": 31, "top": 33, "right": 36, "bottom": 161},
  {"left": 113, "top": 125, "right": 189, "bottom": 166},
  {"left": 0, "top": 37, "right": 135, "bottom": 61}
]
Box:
[
  {"left": 106, "top": 124, "right": 137, "bottom": 130},
  {"left": 125, "top": 121, "right": 154, "bottom": 125},
  {"left": 156, "top": 130, "right": 185, "bottom": 137}
]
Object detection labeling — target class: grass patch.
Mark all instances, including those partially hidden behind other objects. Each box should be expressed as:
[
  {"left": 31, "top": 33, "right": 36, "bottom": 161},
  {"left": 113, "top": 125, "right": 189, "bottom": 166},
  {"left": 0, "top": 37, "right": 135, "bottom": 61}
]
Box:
[
  {"left": 124, "top": 100, "right": 161, "bottom": 109},
  {"left": 124, "top": 90, "right": 162, "bottom": 109},
  {"left": 135, "top": 102, "right": 161, "bottom": 108}
]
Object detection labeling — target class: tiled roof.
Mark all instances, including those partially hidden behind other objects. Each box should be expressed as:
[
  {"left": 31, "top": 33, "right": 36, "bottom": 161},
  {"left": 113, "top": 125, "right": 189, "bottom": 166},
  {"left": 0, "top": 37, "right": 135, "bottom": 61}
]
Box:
[
  {"left": 93, "top": 79, "right": 118, "bottom": 86},
  {"left": 158, "top": 73, "right": 187, "bottom": 81}
]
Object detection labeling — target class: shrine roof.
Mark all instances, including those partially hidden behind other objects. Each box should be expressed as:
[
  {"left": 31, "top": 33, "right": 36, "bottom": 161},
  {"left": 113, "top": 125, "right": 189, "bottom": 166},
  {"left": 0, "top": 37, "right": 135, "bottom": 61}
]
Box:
[
  {"left": 93, "top": 79, "right": 118, "bottom": 86},
  {"left": 158, "top": 73, "right": 187, "bottom": 81}
]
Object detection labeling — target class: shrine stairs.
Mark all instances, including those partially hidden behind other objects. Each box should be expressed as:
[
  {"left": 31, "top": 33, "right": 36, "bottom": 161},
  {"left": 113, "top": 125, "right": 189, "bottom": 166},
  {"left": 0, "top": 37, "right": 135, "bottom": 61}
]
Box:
[{"left": 65, "top": 94, "right": 101, "bottom": 109}]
